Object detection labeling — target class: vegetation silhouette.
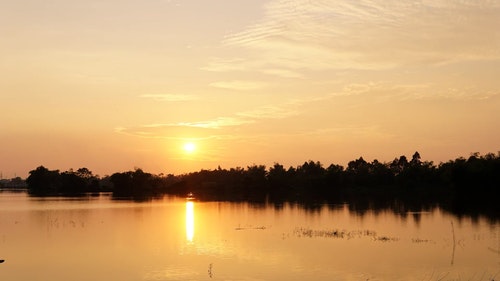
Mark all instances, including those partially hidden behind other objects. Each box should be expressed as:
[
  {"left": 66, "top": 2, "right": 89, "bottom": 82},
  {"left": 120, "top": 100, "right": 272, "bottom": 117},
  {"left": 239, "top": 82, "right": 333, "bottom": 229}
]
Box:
[
  {"left": 26, "top": 166, "right": 105, "bottom": 196},
  {"left": 22, "top": 151, "right": 500, "bottom": 219}
]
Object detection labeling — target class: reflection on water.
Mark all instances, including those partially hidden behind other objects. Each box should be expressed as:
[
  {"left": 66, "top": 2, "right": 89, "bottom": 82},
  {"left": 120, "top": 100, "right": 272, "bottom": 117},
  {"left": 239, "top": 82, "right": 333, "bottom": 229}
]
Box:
[
  {"left": 185, "top": 201, "right": 194, "bottom": 243},
  {"left": 0, "top": 191, "right": 498, "bottom": 281}
]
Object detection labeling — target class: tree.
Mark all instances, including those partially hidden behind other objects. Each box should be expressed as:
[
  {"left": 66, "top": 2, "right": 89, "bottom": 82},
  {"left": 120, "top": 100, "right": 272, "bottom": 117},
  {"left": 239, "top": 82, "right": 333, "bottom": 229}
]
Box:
[
  {"left": 410, "top": 151, "right": 421, "bottom": 166},
  {"left": 26, "top": 166, "right": 61, "bottom": 195},
  {"left": 325, "top": 164, "right": 343, "bottom": 186},
  {"left": 346, "top": 157, "right": 370, "bottom": 186},
  {"left": 369, "top": 159, "right": 393, "bottom": 186},
  {"left": 110, "top": 168, "right": 156, "bottom": 196},
  {"left": 243, "top": 165, "right": 268, "bottom": 200},
  {"left": 60, "top": 170, "right": 87, "bottom": 194},
  {"left": 268, "top": 163, "right": 287, "bottom": 183},
  {"left": 75, "top": 168, "right": 94, "bottom": 180},
  {"left": 268, "top": 163, "right": 291, "bottom": 200}
]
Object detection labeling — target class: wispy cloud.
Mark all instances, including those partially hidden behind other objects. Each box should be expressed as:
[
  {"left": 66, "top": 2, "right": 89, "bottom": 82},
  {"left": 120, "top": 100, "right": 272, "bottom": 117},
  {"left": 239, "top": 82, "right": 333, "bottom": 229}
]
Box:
[
  {"left": 115, "top": 124, "right": 221, "bottom": 140},
  {"left": 176, "top": 117, "right": 256, "bottom": 129},
  {"left": 327, "top": 82, "right": 428, "bottom": 99},
  {"left": 118, "top": 78, "right": 498, "bottom": 141},
  {"left": 128, "top": 81, "right": 498, "bottom": 141},
  {"left": 332, "top": 82, "right": 499, "bottom": 101},
  {"left": 209, "top": 80, "right": 266, "bottom": 91},
  {"left": 304, "top": 125, "right": 397, "bottom": 141},
  {"left": 236, "top": 105, "right": 299, "bottom": 120},
  {"left": 139, "top": 94, "right": 198, "bottom": 102},
  {"left": 202, "top": 57, "right": 306, "bottom": 78},
  {"left": 261, "top": 68, "right": 303, "bottom": 78},
  {"left": 115, "top": 96, "right": 314, "bottom": 139},
  {"left": 201, "top": 58, "right": 251, "bottom": 72},
  {"left": 419, "top": 88, "right": 499, "bottom": 101},
  {"left": 206, "top": 0, "right": 500, "bottom": 75}
]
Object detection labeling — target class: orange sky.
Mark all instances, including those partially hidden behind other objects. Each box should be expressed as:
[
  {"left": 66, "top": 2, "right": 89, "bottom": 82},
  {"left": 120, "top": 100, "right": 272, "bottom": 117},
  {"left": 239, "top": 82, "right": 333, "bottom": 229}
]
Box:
[{"left": 1, "top": 0, "right": 499, "bottom": 178}]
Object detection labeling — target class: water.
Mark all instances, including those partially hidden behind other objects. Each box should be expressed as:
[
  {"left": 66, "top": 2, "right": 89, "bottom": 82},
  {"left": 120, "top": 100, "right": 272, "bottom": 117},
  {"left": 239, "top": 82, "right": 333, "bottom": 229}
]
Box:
[{"left": 0, "top": 191, "right": 498, "bottom": 281}]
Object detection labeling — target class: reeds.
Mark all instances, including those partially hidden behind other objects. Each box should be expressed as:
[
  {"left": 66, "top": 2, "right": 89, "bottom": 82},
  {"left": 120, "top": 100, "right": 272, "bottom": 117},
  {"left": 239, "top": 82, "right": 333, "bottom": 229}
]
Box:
[{"left": 292, "top": 227, "right": 399, "bottom": 241}]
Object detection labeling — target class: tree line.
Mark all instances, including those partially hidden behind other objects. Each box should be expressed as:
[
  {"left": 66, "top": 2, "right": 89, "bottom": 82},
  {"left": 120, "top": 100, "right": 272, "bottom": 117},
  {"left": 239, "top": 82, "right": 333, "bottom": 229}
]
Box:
[{"left": 23, "top": 151, "right": 499, "bottom": 216}]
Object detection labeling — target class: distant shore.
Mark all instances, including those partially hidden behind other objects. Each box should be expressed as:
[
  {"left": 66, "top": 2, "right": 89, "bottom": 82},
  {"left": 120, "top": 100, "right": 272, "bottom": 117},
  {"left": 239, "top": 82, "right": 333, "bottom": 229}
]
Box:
[{"left": 2, "top": 151, "right": 498, "bottom": 219}]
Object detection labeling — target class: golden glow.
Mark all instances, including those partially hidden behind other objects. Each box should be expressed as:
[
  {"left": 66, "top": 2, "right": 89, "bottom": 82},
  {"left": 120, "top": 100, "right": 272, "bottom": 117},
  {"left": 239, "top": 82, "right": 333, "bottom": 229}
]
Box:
[
  {"left": 1, "top": 0, "right": 500, "bottom": 177},
  {"left": 186, "top": 201, "right": 194, "bottom": 243},
  {"left": 183, "top": 142, "right": 196, "bottom": 154}
]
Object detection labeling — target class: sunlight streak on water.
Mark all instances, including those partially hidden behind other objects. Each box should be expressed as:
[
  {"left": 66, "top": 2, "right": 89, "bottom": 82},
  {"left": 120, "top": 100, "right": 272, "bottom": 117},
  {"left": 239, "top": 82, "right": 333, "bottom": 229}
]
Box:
[{"left": 185, "top": 201, "right": 194, "bottom": 243}]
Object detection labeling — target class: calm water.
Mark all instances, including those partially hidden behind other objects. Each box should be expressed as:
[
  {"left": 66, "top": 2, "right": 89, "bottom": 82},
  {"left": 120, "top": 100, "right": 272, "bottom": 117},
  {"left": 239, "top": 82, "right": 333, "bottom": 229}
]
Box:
[{"left": 0, "top": 191, "right": 498, "bottom": 281}]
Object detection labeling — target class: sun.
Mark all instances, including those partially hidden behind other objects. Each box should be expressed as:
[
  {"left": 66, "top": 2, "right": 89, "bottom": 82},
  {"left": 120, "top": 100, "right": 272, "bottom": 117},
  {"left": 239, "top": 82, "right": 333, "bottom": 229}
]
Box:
[{"left": 183, "top": 142, "right": 196, "bottom": 153}]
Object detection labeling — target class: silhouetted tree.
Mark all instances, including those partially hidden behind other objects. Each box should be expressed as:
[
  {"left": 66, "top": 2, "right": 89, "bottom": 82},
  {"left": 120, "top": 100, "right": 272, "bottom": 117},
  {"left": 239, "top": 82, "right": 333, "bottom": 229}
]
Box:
[
  {"left": 243, "top": 165, "right": 268, "bottom": 200},
  {"left": 445, "top": 153, "right": 500, "bottom": 215},
  {"left": 390, "top": 155, "right": 409, "bottom": 176},
  {"left": 267, "top": 163, "right": 291, "bottom": 201},
  {"left": 60, "top": 169, "right": 87, "bottom": 194},
  {"left": 325, "top": 164, "right": 343, "bottom": 185},
  {"left": 410, "top": 151, "right": 421, "bottom": 166},
  {"left": 369, "top": 159, "right": 393, "bottom": 186},
  {"left": 110, "top": 168, "right": 157, "bottom": 196},
  {"left": 291, "top": 161, "right": 326, "bottom": 200},
  {"left": 346, "top": 157, "right": 370, "bottom": 186},
  {"left": 26, "top": 166, "right": 61, "bottom": 195}
]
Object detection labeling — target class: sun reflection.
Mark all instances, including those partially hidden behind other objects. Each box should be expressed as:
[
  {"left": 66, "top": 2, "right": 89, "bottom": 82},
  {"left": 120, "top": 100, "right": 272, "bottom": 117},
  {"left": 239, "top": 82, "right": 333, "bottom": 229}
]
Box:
[{"left": 186, "top": 201, "right": 194, "bottom": 243}]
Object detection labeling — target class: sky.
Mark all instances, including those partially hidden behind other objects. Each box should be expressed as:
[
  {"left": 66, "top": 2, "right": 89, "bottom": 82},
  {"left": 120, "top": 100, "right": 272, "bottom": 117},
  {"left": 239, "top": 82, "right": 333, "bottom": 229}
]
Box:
[{"left": 1, "top": 0, "right": 499, "bottom": 178}]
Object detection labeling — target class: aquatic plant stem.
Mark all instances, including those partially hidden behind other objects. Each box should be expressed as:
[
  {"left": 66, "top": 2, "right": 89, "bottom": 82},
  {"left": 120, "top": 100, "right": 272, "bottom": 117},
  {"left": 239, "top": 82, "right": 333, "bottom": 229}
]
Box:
[{"left": 451, "top": 221, "right": 456, "bottom": 265}]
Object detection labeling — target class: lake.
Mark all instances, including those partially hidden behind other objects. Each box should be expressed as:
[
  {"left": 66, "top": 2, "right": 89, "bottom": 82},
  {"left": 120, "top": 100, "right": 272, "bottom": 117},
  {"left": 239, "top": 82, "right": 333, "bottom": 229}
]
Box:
[{"left": 0, "top": 191, "right": 498, "bottom": 281}]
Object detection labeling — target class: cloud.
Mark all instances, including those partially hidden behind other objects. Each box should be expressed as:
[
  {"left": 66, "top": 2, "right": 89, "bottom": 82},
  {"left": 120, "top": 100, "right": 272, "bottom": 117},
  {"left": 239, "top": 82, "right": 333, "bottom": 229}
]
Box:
[
  {"left": 119, "top": 80, "right": 497, "bottom": 141},
  {"left": 200, "top": 58, "right": 251, "bottom": 72},
  {"left": 420, "top": 88, "right": 499, "bottom": 101},
  {"left": 202, "top": 57, "right": 305, "bottom": 78},
  {"left": 328, "top": 81, "right": 499, "bottom": 101},
  {"left": 115, "top": 96, "right": 314, "bottom": 139},
  {"left": 139, "top": 94, "right": 198, "bottom": 102},
  {"left": 126, "top": 83, "right": 498, "bottom": 141},
  {"left": 115, "top": 124, "right": 221, "bottom": 140},
  {"left": 209, "top": 80, "right": 266, "bottom": 91},
  {"left": 206, "top": 0, "right": 500, "bottom": 74},
  {"left": 236, "top": 104, "right": 300, "bottom": 120},
  {"left": 176, "top": 117, "right": 256, "bottom": 129},
  {"left": 261, "top": 68, "right": 303, "bottom": 78},
  {"left": 115, "top": 115, "right": 258, "bottom": 140},
  {"left": 304, "top": 125, "right": 397, "bottom": 140}
]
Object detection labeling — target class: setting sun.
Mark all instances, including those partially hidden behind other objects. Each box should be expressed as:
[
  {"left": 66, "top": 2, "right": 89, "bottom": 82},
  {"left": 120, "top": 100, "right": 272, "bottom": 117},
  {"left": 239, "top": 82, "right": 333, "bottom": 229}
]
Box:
[{"left": 183, "top": 142, "right": 196, "bottom": 154}]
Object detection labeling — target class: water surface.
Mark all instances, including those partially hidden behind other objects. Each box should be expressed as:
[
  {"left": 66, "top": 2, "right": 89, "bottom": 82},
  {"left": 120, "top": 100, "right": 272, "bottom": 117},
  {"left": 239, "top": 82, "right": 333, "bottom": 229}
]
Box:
[{"left": 0, "top": 191, "right": 498, "bottom": 280}]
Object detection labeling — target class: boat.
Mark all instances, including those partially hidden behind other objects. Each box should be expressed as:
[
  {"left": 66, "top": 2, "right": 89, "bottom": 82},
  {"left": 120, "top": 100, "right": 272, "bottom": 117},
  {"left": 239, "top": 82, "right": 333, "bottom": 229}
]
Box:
[{"left": 186, "top": 192, "right": 195, "bottom": 200}]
